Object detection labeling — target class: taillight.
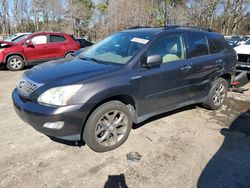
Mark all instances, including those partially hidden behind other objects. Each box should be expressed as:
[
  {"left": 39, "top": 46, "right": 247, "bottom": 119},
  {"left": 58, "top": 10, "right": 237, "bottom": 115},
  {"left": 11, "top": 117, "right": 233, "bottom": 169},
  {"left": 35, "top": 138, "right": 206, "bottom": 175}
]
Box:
[{"left": 231, "top": 81, "right": 240, "bottom": 86}]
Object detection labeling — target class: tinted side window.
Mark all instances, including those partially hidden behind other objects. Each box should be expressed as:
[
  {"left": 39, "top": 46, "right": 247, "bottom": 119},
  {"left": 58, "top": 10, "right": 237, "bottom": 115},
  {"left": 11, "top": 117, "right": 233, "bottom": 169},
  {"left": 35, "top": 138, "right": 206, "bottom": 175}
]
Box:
[
  {"left": 207, "top": 36, "right": 225, "bottom": 54},
  {"left": 207, "top": 37, "right": 218, "bottom": 54},
  {"left": 214, "top": 39, "right": 226, "bottom": 51},
  {"left": 49, "top": 35, "right": 66, "bottom": 43},
  {"left": 148, "top": 34, "right": 185, "bottom": 63},
  {"left": 188, "top": 33, "right": 209, "bottom": 57}
]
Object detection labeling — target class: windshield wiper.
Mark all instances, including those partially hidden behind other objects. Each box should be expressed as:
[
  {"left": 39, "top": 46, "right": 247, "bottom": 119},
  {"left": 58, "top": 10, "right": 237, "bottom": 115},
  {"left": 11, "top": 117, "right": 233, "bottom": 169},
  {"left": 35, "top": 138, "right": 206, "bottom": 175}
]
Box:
[
  {"left": 89, "top": 57, "right": 103, "bottom": 64},
  {"left": 78, "top": 56, "right": 108, "bottom": 64},
  {"left": 78, "top": 56, "right": 88, "bottom": 61}
]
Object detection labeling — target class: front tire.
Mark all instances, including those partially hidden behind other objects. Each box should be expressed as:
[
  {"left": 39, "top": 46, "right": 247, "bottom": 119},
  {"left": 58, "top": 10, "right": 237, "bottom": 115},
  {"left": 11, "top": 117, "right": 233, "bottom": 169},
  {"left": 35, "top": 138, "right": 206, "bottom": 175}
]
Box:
[
  {"left": 6, "top": 55, "right": 25, "bottom": 71},
  {"left": 83, "top": 101, "right": 132, "bottom": 152},
  {"left": 203, "top": 78, "right": 228, "bottom": 110}
]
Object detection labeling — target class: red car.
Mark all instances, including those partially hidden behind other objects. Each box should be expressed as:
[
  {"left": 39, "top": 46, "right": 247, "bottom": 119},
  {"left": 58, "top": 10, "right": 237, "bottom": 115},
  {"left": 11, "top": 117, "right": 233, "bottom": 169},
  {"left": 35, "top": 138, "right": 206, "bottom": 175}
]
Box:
[{"left": 0, "top": 32, "right": 80, "bottom": 70}]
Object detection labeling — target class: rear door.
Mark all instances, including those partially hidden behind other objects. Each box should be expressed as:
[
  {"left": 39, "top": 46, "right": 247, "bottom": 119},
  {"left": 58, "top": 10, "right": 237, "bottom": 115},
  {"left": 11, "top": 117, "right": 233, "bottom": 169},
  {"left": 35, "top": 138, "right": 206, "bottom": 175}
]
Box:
[
  {"left": 139, "top": 33, "right": 192, "bottom": 116},
  {"left": 184, "top": 32, "right": 223, "bottom": 100},
  {"left": 46, "top": 34, "right": 67, "bottom": 58}
]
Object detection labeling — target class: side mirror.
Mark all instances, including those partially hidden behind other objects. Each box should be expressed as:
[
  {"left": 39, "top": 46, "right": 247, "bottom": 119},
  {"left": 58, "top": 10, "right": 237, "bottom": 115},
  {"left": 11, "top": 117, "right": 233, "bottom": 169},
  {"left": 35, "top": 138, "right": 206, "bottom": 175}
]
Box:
[
  {"left": 26, "top": 41, "right": 34, "bottom": 47},
  {"left": 146, "top": 55, "right": 162, "bottom": 67}
]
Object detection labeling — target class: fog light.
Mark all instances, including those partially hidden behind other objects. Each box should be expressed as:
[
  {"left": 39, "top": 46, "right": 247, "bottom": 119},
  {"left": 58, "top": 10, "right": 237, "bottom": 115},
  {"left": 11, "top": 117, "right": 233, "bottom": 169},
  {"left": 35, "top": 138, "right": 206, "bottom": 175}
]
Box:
[{"left": 43, "top": 121, "right": 64, "bottom": 130}]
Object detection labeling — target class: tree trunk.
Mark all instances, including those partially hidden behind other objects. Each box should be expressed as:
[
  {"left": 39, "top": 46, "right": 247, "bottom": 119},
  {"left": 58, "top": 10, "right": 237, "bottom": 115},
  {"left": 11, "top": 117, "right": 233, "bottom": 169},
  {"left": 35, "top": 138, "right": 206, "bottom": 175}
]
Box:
[{"left": 221, "top": 0, "right": 231, "bottom": 34}]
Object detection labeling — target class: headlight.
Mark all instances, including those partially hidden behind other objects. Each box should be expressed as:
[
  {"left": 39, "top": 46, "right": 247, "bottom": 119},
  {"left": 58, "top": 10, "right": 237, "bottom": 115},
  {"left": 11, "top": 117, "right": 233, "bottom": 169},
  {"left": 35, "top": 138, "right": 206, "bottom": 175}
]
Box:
[{"left": 37, "top": 85, "right": 82, "bottom": 106}]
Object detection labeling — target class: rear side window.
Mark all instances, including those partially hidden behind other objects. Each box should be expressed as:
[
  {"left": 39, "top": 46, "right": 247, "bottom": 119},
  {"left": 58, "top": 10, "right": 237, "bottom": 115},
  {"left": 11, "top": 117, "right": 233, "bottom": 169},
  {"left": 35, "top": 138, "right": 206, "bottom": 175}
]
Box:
[
  {"left": 49, "top": 35, "right": 66, "bottom": 43},
  {"left": 207, "top": 36, "right": 225, "bottom": 54},
  {"left": 188, "top": 33, "right": 209, "bottom": 57}
]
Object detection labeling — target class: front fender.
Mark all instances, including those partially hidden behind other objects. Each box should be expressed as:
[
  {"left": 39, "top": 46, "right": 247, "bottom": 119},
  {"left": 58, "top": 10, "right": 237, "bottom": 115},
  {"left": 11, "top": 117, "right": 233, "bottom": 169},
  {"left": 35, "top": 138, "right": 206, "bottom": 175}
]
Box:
[
  {"left": 75, "top": 85, "right": 136, "bottom": 133},
  {"left": 4, "top": 52, "right": 26, "bottom": 63},
  {"left": 75, "top": 84, "right": 134, "bottom": 108}
]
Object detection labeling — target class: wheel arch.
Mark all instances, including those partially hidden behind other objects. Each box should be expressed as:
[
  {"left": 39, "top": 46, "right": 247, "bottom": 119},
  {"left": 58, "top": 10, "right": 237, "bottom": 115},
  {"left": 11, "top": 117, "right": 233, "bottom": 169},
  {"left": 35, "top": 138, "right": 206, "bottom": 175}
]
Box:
[
  {"left": 4, "top": 53, "right": 26, "bottom": 64},
  {"left": 81, "top": 94, "right": 137, "bottom": 139},
  {"left": 219, "top": 73, "right": 232, "bottom": 86},
  {"left": 64, "top": 51, "right": 74, "bottom": 57}
]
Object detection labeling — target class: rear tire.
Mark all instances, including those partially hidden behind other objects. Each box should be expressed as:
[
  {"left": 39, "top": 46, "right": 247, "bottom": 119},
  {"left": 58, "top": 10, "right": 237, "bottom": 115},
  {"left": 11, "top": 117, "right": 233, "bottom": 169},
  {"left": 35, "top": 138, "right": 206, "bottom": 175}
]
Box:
[
  {"left": 65, "top": 52, "right": 73, "bottom": 58},
  {"left": 83, "top": 101, "right": 132, "bottom": 152},
  {"left": 6, "top": 55, "right": 25, "bottom": 71},
  {"left": 203, "top": 78, "right": 228, "bottom": 110}
]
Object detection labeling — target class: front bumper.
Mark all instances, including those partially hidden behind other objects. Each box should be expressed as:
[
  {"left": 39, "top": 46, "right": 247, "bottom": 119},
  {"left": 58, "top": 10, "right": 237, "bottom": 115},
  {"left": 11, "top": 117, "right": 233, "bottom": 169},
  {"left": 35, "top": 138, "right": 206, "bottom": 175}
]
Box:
[
  {"left": 12, "top": 88, "right": 87, "bottom": 141},
  {"left": 236, "top": 62, "right": 250, "bottom": 72}
]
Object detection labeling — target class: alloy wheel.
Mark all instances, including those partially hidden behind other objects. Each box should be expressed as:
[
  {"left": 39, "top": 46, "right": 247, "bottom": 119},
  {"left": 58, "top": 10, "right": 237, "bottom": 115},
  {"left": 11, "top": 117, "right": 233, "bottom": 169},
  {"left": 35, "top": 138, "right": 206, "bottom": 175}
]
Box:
[
  {"left": 213, "top": 83, "right": 226, "bottom": 106},
  {"left": 9, "top": 58, "right": 23, "bottom": 70},
  {"left": 95, "top": 110, "right": 128, "bottom": 146}
]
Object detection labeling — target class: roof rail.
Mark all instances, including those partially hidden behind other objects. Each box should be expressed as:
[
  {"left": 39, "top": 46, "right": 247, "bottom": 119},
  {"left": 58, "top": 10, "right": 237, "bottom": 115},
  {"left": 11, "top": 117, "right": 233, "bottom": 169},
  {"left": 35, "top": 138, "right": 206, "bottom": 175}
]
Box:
[
  {"left": 126, "top": 26, "right": 152, "bottom": 30},
  {"left": 164, "top": 25, "right": 213, "bottom": 32}
]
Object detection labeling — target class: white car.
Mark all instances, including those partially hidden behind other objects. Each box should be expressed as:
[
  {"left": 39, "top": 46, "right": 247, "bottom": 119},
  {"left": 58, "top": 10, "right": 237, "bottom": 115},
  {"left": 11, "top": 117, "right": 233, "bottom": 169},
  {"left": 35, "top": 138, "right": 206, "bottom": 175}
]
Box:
[
  {"left": 234, "top": 39, "right": 250, "bottom": 55},
  {"left": 234, "top": 39, "right": 250, "bottom": 70},
  {"left": 3, "top": 33, "right": 31, "bottom": 42}
]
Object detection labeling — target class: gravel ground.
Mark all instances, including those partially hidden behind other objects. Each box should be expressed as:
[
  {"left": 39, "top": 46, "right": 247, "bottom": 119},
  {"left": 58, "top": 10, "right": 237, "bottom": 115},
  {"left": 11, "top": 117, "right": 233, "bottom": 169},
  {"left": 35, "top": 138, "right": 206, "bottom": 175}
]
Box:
[{"left": 1, "top": 69, "right": 250, "bottom": 188}]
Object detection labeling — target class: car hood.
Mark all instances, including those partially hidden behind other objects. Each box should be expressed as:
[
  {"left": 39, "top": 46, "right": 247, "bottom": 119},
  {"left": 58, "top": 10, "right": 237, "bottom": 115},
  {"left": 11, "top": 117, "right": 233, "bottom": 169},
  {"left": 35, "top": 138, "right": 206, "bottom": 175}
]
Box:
[
  {"left": 24, "top": 58, "right": 121, "bottom": 84},
  {"left": 234, "top": 45, "right": 250, "bottom": 55},
  {"left": 0, "top": 40, "right": 14, "bottom": 48}
]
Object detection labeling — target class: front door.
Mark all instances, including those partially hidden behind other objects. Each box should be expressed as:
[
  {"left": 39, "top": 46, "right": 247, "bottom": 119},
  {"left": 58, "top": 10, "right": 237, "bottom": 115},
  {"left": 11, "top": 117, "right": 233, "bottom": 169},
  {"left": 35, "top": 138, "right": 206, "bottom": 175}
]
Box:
[
  {"left": 23, "top": 35, "right": 50, "bottom": 63},
  {"left": 139, "top": 33, "right": 192, "bottom": 116}
]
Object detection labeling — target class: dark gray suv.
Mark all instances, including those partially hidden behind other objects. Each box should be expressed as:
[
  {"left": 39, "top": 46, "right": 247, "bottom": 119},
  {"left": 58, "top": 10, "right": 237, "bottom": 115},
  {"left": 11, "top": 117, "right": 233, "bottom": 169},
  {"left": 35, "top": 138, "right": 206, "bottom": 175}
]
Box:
[{"left": 12, "top": 26, "right": 237, "bottom": 152}]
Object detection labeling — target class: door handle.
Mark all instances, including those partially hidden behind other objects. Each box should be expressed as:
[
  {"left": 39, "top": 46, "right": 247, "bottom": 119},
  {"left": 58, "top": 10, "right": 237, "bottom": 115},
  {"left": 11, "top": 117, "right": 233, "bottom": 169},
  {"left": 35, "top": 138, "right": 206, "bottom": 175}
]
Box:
[
  {"left": 181, "top": 65, "right": 192, "bottom": 71},
  {"left": 216, "top": 59, "right": 223, "bottom": 64}
]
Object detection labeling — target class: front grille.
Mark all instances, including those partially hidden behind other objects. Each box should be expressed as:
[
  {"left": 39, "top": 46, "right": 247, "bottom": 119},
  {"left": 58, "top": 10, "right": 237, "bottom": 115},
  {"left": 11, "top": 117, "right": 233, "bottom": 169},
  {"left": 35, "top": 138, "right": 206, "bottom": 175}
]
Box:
[
  {"left": 238, "top": 54, "right": 250, "bottom": 64},
  {"left": 17, "top": 77, "right": 42, "bottom": 97}
]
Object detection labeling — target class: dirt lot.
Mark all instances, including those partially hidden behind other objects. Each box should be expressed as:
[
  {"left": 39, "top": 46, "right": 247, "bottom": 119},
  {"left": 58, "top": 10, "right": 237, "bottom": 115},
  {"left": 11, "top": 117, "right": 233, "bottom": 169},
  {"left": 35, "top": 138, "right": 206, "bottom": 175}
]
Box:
[{"left": 1, "top": 69, "right": 250, "bottom": 188}]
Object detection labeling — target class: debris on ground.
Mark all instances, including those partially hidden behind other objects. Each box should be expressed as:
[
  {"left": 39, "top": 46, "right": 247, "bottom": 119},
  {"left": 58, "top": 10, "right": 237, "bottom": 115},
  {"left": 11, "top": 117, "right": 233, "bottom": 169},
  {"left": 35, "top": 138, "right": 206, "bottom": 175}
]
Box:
[
  {"left": 230, "top": 87, "right": 249, "bottom": 93},
  {"left": 126, "top": 152, "right": 142, "bottom": 162}
]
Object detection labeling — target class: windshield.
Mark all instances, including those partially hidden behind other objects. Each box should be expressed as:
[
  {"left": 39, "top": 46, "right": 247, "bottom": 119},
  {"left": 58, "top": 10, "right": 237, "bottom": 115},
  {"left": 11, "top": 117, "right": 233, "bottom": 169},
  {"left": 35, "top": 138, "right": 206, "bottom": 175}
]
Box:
[
  {"left": 13, "top": 34, "right": 30, "bottom": 44},
  {"left": 80, "top": 32, "right": 153, "bottom": 64}
]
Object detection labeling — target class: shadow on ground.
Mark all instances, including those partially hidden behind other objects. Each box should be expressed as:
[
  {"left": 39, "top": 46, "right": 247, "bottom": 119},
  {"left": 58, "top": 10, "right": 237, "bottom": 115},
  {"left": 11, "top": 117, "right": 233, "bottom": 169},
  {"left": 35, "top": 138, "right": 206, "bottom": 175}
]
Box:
[
  {"left": 198, "top": 109, "right": 250, "bottom": 188},
  {"left": 104, "top": 174, "right": 128, "bottom": 188},
  {"left": 48, "top": 105, "right": 197, "bottom": 147},
  {"left": 49, "top": 136, "right": 85, "bottom": 147},
  {"left": 0, "top": 64, "right": 33, "bottom": 71},
  {"left": 133, "top": 105, "right": 196, "bottom": 130}
]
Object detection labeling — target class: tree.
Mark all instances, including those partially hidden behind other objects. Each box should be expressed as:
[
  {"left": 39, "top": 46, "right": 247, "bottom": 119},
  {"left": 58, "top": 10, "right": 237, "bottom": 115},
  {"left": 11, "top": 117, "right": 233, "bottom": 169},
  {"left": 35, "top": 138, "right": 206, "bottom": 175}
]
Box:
[
  {"left": 66, "top": 0, "right": 94, "bottom": 36},
  {"left": 0, "top": 0, "right": 10, "bottom": 35},
  {"left": 0, "top": 0, "right": 249, "bottom": 38}
]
